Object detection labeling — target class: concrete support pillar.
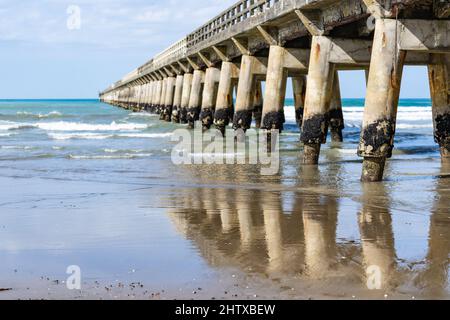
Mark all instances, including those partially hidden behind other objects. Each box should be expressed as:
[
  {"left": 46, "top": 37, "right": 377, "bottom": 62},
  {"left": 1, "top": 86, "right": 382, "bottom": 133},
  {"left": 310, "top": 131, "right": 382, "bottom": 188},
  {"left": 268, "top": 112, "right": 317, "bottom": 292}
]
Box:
[
  {"left": 292, "top": 76, "right": 307, "bottom": 129},
  {"left": 163, "top": 76, "right": 176, "bottom": 122},
  {"left": 148, "top": 82, "right": 155, "bottom": 111},
  {"left": 428, "top": 53, "right": 450, "bottom": 162},
  {"left": 187, "top": 70, "right": 205, "bottom": 129},
  {"left": 130, "top": 86, "right": 136, "bottom": 109},
  {"left": 262, "top": 46, "right": 288, "bottom": 131},
  {"left": 142, "top": 83, "right": 148, "bottom": 110},
  {"left": 200, "top": 67, "right": 221, "bottom": 131},
  {"left": 159, "top": 78, "right": 168, "bottom": 119},
  {"left": 150, "top": 81, "right": 158, "bottom": 112},
  {"left": 127, "top": 87, "right": 133, "bottom": 110},
  {"left": 139, "top": 83, "right": 148, "bottom": 111},
  {"left": 136, "top": 85, "right": 142, "bottom": 110},
  {"left": 329, "top": 71, "right": 345, "bottom": 142},
  {"left": 301, "top": 36, "right": 335, "bottom": 165},
  {"left": 130, "top": 86, "right": 135, "bottom": 109},
  {"left": 233, "top": 55, "right": 257, "bottom": 131},
  {"left": 146, "top": 82, "right": 153, "bottom": 110},
  {"left": 135, "top": 85, "right": 142, "bottom": 110},
  {"left": 180, "top": 73, "right": 193, "bottom": 124},
  {"left": 214, "top": 61, "right": 238, "bottom": 135},
  {"left": 127, "top": 87, "right": 132, "bottom": 109},
  {"left": 253, "top": 81, "right": 264, "bottom": 128},
  {"left": 126, "top": 88, "right": 130, "bottom": 108},
  {"left": 154, "top": 80, "right": 163, "bottom": 114},
  {"left": 358, "top": 19, "right": 406, "bottom": 182},
  {"left": 172, "top": 75, "right": 184, "bottom": 123},
  {"left": 141, "top": 83, "right": 148, "bottom": 110}
]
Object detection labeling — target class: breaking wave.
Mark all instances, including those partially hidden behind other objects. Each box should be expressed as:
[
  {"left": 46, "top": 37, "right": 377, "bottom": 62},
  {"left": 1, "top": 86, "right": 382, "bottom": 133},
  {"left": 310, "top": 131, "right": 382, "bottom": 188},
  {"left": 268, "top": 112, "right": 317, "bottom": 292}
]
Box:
[
  {"left": 0, "top": 120, "right": 152, "bottom": 132},
  {"left": 284, "top": 106, "right": 433, "bottom": 130},
  {"left": 68, "top": 153, "right": 153, "bottom": 160},
  {"left": 49, "top": 132, "right": 173, "bottom": 140},
  {"left": 16, "top": 111, "right": 64, "bottom": 119}
]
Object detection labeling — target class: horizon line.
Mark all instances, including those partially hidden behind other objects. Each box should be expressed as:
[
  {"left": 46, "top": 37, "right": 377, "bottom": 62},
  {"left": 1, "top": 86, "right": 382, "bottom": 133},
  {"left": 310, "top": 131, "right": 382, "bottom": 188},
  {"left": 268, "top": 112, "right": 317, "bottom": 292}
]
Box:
[{"left": 0, "top": 97, "right": 432, "bottom": 101}]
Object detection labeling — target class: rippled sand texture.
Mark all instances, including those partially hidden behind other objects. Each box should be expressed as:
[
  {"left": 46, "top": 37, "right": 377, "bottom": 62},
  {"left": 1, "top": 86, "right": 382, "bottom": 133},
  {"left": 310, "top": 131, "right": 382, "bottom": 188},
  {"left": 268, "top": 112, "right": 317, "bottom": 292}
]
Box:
[{"left": 0, "top": 100, "right": 448, "bottom": 299}]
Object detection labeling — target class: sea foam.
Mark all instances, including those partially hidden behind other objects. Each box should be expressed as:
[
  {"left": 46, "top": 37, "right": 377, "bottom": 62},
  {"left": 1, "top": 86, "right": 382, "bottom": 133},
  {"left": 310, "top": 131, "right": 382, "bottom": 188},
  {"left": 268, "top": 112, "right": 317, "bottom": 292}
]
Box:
[
  {"left": 68, "top": 153, "right": 153, "bottom": 160},
  {"left": 284, "top": 106, "right": 433, "bottom": 130},
  {"left": 35, "top": 121, "right": 150, "bottom": 131},
  {"left": 16, "top": 111, "right": 63, "bottom": 119},
  {"left": 0, "top": 120, "right": 151, "bottom": 132},
  {"left": 49, "top": 132, "right": 173, "bottom": 140}
]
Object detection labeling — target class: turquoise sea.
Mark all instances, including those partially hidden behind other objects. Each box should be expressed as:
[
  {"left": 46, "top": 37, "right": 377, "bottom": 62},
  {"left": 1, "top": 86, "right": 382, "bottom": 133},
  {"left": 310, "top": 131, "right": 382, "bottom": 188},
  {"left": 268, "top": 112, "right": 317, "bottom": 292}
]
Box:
[
  {"left": 0, "top": 99, "right": 448, "bottom": 299},
  {"left": 0, "top": 98, "right": 437, "bottom": 170}
]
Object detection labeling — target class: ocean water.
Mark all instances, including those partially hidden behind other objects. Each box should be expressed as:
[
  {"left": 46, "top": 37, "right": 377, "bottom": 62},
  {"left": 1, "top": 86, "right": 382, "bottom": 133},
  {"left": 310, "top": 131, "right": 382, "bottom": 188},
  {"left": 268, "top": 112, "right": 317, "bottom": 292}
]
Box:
[
  {"left": 0, "top": 99, "right": 448, "bottom": 299},
  {"left": 0, "top": 98, "right": 436, "bottom": 165}
]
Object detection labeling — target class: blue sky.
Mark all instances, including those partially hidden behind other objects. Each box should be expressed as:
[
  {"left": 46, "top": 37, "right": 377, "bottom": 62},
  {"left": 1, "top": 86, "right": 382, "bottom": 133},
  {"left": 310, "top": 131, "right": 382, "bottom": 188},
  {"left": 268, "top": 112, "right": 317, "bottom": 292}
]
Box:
[{"left": 0, "top": 0, "right": 430, "bottom": 99}]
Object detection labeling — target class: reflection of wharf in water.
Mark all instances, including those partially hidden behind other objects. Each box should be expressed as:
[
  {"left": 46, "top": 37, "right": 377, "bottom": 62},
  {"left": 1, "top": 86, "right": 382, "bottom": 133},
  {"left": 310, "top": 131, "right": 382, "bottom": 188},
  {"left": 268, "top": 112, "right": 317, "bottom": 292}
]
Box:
[{"left": 166, "top": 167, "right": 449, "bottom": 297}]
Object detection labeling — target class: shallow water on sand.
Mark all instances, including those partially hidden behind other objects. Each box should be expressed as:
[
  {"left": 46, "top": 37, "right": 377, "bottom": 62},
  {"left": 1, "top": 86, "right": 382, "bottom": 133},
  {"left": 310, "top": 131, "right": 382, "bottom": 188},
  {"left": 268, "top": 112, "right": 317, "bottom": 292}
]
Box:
[{"left": 0, "top": 99, "right": 448, "bottom": 299}]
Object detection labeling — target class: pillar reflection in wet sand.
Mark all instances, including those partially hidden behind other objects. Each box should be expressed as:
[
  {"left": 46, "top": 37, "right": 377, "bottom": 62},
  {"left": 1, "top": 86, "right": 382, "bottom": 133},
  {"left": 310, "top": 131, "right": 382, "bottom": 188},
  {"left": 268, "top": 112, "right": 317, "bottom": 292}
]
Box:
[
  {"left": 417, "top": 162, "right": 450, "bottom": 296},
  {"left": 303, "top": 194, "right": 338, "bottom": 279},
  {"left": 262, "top": 191, "right": 284, "bottom": 274},
  {"left": 358, "top": 183, "right": 397, "bottom": 290},
  {"left": 235, "top": 190, "right": 256, "bottom": 250},
  {"left": 216, "top": 187, "right": 238, "bottom": 234}
]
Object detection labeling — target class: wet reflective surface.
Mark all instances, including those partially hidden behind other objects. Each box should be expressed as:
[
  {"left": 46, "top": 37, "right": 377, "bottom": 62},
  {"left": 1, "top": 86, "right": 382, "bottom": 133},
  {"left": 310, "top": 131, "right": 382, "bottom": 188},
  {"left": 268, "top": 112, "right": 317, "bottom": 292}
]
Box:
[
  {"left": 161, "top": 160, "right": 450, "bottom": 299},
  {"left": 0, "top": 100, "right": 448, "bottom": 299}
]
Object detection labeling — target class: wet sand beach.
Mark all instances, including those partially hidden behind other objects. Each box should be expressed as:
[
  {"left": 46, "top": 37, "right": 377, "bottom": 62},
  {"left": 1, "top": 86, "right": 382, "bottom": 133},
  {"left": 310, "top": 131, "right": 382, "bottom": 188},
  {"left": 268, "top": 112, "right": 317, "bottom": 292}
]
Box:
[{"left": 0, "top": 100, "right": 448, "bottom": 300}]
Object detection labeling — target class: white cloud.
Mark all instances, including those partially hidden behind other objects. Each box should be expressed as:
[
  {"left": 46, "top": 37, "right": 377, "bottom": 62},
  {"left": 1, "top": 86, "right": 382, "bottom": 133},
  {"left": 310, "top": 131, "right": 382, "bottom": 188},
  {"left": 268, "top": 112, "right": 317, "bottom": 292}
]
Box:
[{"left": 0, "top": 0, "right": 236, "bottom": 51}]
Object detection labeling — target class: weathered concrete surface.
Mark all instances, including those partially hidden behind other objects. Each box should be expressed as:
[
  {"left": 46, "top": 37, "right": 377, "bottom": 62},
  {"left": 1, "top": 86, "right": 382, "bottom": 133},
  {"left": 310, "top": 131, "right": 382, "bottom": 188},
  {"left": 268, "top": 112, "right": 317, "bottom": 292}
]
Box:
[
  {"left": 172, "top": 75, "right": 184, "bottom": 123},
  {"left": 262, "top": 45, "right": 289, "bottom": 131},
  {"left": 163, "top": 76, "right": 176, "bottom": 121},
  {"left": 300, "top": 36, "right": 335, "bottom": 164},
  {"left": 292, "top": 76, "right": 307, "bottom": 129},
  {"left": 253, "top": 81, "right": 264, "bottom": 128},
  {"left": 187, "top": 70, "right": 205, "bottom": 128},
  {"left": 233, "top": 55, "right": 267, "bottom": 131},
  {"left": 100, "top": 0, "right": 450, "bottom": 182},
  {"left": 428, "top": 53, "right": 450, "bottom": 161},
  {"left": 200, "top": 67, "right": 221, "bottom": 130},
  {"left": 329, "top": 71, "right": 344, "bottom": 142},
  {"left": 358, "top": 18, "right": 406, "bottom": 181},
  {"left": 214, "top": 61, "right": 239, "bottom": 134},
  {"left": 180, "top": 73, "right": 193, "bottom": 123}
]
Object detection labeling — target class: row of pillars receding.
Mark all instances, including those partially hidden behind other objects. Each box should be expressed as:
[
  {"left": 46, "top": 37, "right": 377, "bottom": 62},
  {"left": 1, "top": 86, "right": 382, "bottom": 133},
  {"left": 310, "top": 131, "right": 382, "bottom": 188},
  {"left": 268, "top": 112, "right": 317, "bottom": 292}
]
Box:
[{"left": 100, "top": 19, "right": 450, "bottom": 183}]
